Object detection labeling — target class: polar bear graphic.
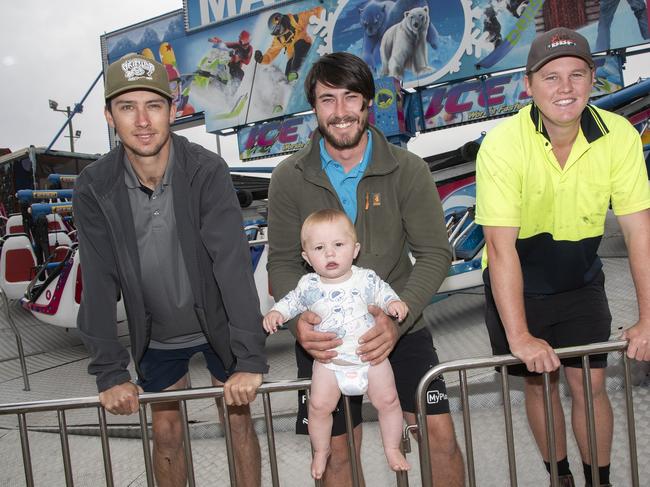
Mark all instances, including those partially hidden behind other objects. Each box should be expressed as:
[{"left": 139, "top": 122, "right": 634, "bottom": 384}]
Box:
[{"left": 380, "top": 6, "right": 432, "bottom": 79}]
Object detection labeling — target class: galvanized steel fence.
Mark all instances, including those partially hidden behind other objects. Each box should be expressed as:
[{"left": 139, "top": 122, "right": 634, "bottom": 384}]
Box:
[{"left": 0, "top": 340, "right": 641, "bottom": 486}]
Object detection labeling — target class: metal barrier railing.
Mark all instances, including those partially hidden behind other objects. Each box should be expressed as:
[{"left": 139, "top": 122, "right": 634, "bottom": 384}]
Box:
[
  {"left": 0, "top": 378, "right": 409, "bottom": 487},
  {"left": 415, "top": 340, "right": 639, "bottom": 487},
  {"left": 1, "top": 340, "right": 641, "bottom": 486}
]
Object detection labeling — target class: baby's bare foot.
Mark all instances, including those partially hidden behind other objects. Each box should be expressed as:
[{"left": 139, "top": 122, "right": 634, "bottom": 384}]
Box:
[
  {"left": 311, "top": 448, "right": 331, "bottom": 479},
  {"left": 385, "top": 447, "right": 410, "bottom": 471}
]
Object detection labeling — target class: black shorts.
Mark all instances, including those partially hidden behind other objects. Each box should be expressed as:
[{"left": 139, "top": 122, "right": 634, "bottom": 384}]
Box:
[
  {"left": 137, "top": 343, "right": 230, "bottom": 392},
  {"left": 484, "top": 270, "right": 612, "bottom": 377},
  {"left": 295, "top": 327, "right": 450, "bottom": 436}
]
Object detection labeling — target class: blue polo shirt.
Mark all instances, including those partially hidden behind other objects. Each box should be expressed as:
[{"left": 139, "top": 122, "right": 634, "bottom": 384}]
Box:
[{"left": 320, "top": 130, "right": 373, "bottom": 223}]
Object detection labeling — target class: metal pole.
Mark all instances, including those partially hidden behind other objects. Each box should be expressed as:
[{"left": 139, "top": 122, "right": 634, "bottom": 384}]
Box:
[
  {"left": 46, "top": 71, "right": 102, "bottom": 152},
  {"left": 66, "top": 107, "right": 75, "bottom": 153},
  {"left": 262, "top": 393, "right": 281, "bottom": 487},
  {"left": 581, "top": 356, "right": 599, "bottom": 487},
  {"left": 57, "top": 409, "right": 74, "bottom": 486},
  {"left": 221, "top": 397, "right": 238, "bottom": 487},
  {"left": 416, "top": 380, "right": 433, "bottom": 487},
  {"left": 543, "top": 372, "right": 558, "bottom": 487},
  {"left": 500, "top": 366, "right": 518, "bottom": 486},
  {"left": 97, "top": 407, "right": 114, "bottom": 487},
  {"left": 460, "top": 369, "right": 476, "bottom": 487},
  {"left": 1, "top": 290, "right": 30, "bottom": 390},
  {"left": 18, "top": 413, "right": 35, "bottom": 487},
  {"left": 623, "top": 353, "right": 640, "bottom": 487},
  {"left": 342, "top": 395, "right": 362, "bottom": 487},
  {"left": 179, "top": 400, "right": 196, "bottom": 487},
  {"left": 139, "top": 404, "right": 155, "bottom": 486}
]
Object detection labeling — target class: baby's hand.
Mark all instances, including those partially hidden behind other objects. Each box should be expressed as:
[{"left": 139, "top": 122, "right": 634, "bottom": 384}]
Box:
[
  {"left": 387, "top": 301, "right": 409, "bottom": 322},
  {"left": 263, "top": 310, "right": 285, "bottom": 334}
]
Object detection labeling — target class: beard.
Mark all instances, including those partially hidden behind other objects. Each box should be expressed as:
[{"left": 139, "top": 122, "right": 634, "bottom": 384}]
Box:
[{"left": 318, "top": 104, "right": 369, "bottom": 151}]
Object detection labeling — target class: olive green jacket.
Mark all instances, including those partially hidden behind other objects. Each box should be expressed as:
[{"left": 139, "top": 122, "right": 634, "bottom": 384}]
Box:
[{"left": 267, "top": 125, "right": 451, "bottom": 336}]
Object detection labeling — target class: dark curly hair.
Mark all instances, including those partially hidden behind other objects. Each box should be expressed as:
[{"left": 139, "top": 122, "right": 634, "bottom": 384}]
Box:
[{"left": 304, "top": 52, "right": 375, "bottom": 108}]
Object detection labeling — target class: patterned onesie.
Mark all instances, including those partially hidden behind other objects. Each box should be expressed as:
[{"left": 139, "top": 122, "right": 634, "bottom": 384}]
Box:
[{"left": 272, "top": 265, "right": 401, "bottom": 394}]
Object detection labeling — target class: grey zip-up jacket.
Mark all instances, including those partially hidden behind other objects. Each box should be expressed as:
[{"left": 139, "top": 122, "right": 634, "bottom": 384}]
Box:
[
  {"left": 74, "top": 133, "right": 268, "bottom": 393},
  {"left": 267, "top": 125, "right": 451, "bottom": 337}
]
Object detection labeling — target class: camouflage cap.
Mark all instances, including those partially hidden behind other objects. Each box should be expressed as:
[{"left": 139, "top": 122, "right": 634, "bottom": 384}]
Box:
[
  {"left": 104, "top": 53, "right": 172, "bottom": 101},
  {"left": 526, "top": 27, "right": 594, "bottom": 73}
]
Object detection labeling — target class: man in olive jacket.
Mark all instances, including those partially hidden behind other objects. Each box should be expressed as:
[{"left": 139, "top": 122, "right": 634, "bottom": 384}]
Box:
[
  {"left": 74, "top": 53, "right": 267, "bottom": 487},
  {"left": 267, "top": 52, "right": 464, "bottom": 486}
]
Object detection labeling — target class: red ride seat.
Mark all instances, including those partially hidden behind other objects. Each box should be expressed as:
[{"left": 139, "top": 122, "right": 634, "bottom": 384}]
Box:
[{"left": 1, "top": 234, "right": 37, "bottom": 300}]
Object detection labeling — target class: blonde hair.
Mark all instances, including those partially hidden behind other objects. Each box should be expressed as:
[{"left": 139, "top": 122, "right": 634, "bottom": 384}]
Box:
[{"left": 300, "top": 209, "right": 357, "bottom": 248}]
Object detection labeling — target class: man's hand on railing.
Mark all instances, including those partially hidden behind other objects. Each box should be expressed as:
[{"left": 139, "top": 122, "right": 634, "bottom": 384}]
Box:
[
  {"left": 622, "top": 319, "right": 650, "bottom": 361},
  {"left": 508, "top": 333, "right": 561, "bottom": 373},
  {"left": 357, "top": 305, "right": 399, "bottom": 366},
  {"left": 224, "top": 372, "right": 263, "bottom": 406},
  {"left": 99, "top": 381, "right": 143, "bottom": 415},
  {"left": 296, "top": 310, "right": 341, "bottom": 364}
]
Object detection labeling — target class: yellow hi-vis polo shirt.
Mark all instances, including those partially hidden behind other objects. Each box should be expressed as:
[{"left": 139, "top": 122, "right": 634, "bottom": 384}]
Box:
[{"left": 475, "top": 103, "right": 650, "bottom": 294}]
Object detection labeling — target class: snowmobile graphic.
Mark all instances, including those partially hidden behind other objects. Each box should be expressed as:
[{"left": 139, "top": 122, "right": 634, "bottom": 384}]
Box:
[{"left": 194, "top": 42, "right": 233, "bottom": 89}]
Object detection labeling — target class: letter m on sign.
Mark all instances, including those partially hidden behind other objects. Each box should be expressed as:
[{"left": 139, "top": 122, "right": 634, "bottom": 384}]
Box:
[{"left": 199, "top": 0, "right": 235, "bottom": 24}]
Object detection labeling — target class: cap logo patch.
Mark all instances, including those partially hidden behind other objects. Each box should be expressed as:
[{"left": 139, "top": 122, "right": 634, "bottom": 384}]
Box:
[
  {"left": 121, "top": 58, "right": 155, "bottom": 82},
  {"left": 547, "top": 35, "right": 577, "bottom": 50}
]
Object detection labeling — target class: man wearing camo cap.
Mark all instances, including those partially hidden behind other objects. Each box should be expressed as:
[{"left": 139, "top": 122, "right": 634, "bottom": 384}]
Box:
[{"left": 74, "top": 53, "right": 268, "bottom": 487}]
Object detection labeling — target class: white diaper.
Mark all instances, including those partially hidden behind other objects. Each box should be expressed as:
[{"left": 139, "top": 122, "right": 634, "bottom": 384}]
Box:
[{"left": 334, "top": 364, "right": 370, "bottom": 396}]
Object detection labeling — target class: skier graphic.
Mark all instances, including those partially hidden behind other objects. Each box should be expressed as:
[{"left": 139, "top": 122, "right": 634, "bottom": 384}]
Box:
[
  {"left": 254, "top": 7, "right": 324, "bottom": 82},
  {"left": 208, "top": 30, "right": 253, "bottom": 85}
]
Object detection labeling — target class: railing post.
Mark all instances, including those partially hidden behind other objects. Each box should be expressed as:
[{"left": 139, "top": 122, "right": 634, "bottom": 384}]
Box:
[
  {"left": 220, "top": 396, "right": 238, "bottom": 487},
  {"left": 57, "top": 410, "right": 74, "bottom": 486},
  {"left": 342, "top": 394, "right": 362, "bottom": 487},
  {"left": 179, "top": 400, "right": 196, "bottom": 487},
  {"left": 542, "top": 372, "right": 558, "bottom": 487},
  {"left": 500, "top": 365, "right": 517, "bottom": 486},
  {"left": 623, "top": 353, "right": 640, "bottom": 487},
  {"left": 581, "top": 356, "right": 600, "bottom": 487},
  {"left": 138, "top": 403, "right": 155, "bottom": 486},
  {"left": 460, "top": 369, "right": 476, "bottom": 487},
  {"left": 97, "top": 407, "right": 114, "bottom": 487},
  {"left": 262, "top": 392, "right": 281, "bottom": 487},
  {"left": 18, "top": 413, "right": 35, "bottom": 487},
  {"left": 416, "top": 381, "right": 433, "bottom": 487}
]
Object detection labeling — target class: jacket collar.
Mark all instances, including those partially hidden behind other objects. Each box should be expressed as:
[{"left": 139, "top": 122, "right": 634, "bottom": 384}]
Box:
[
  {"left": 529, "top": 103, "right": 609, "bottom": 144},
  {"left": 90, "top": 133, "right": 200, "bottom": 198}
]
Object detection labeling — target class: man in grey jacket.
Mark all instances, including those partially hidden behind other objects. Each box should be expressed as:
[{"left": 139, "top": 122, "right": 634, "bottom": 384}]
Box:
[
  {"left": 74, "top": 53, "right": 268, "bottom": 487},
  {"left": 267, "top": 52, "right": 464, "bottom": 486}
]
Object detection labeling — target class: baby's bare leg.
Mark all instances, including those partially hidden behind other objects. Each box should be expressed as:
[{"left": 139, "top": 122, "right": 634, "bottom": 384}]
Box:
[
  {"left": 308, "top": 362, "right": 342, "bottom": 479},
  {"left": 367, "top": 361, "right": 410, "bottom": 471}
]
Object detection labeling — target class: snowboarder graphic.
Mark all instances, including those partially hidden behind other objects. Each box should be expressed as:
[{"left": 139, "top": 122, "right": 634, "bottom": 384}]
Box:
[
  {"left": 254, "top": 6, "right": 324, "bottom": 83},
  {"left": 208, "top": 30, "right": 253, "bottom": 85},
  {"left": 484, "top": 5, "right": 502, "bottom": 48}
]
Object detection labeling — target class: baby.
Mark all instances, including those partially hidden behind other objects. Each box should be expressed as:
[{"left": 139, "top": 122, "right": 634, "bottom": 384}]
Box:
[{"left": 263, "top": 209, "right": 410, "bottom": 479}]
